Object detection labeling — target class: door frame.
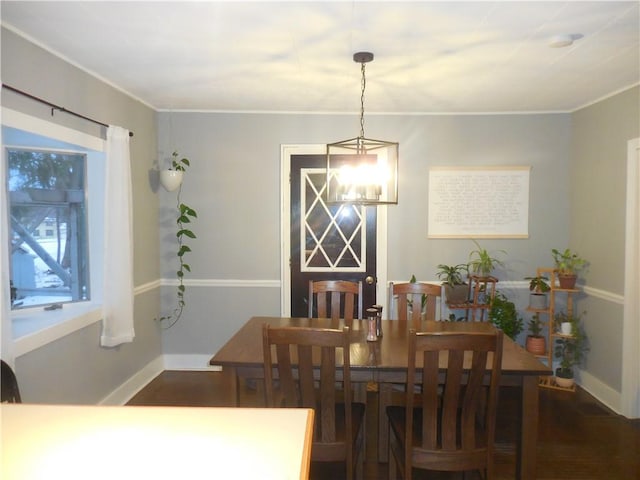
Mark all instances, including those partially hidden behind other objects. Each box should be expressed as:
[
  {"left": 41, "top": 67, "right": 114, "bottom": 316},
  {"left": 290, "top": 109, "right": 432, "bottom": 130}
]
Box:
[
  {"left": 622, "top": 137, "right": 640, "bottom": 418},
  {"left": 280, "top": 144, "right": 388, "bottom": 316}
]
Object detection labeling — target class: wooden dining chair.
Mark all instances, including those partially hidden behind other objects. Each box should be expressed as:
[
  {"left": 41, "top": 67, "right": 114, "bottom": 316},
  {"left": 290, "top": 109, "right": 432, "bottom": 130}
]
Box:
[
  {"left": 262, "top": 324, "right": 365, "bottom": 480},
  {"left": 386, "top": 329, "right": 504, "bottom": 480},
  {"left": 388, "top": 281, "right": 442, "bottom": 328},
  {"left": 308, "top": 280, "right": 363, "bottom": 327},
  {"left": 1, "top": 360, "right": 22, "bottom": 403}
]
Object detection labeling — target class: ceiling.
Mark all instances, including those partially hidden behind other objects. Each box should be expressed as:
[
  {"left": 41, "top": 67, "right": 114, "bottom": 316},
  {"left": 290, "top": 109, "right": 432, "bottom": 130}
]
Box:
[{"left": 1, "top": 1, "right": 639, "bottom": 113}]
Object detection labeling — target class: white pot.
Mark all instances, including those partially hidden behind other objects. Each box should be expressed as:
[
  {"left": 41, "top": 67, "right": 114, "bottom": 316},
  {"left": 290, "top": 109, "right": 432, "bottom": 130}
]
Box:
[
  {"left": 561, "top": 322, "right": 572, "bottom": 335},
  {"left": 160, "top": 170, "right": 184, "bottom": 191},
  {"left": 554, "top": 374, "right": 575, "bottom": 388}
]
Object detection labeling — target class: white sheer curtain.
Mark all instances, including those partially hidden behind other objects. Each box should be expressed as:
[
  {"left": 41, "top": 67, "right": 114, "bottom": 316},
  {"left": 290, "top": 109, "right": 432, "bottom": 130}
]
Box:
[
  {"left": 101, "top": 126, "right": 134, "bottom": 347},
  {"left": 1, "top": 133, "right": 13, "bottom": 364}
]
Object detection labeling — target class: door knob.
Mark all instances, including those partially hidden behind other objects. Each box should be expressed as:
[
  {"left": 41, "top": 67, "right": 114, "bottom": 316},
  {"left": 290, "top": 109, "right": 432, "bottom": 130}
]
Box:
[{"left": 365, "top": 275, "right": 375, "bottom": 285}]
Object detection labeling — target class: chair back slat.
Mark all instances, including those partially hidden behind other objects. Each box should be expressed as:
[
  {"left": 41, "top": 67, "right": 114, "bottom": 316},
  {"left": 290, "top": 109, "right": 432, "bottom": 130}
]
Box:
[
  {"left": 320, "top": 346, "right": 337, "bottom": 442},
  {"left": 389, "top": 282, "right": 442, "bottom": 329},
  {"left": 298, "top": 345, "right": 316, "bottom": 408},
  {"left": 421, "top": 350, "right": 440, "bottom": 450},
  {"left": 309, "top": 280, "right": 363, "bottom": 327}
]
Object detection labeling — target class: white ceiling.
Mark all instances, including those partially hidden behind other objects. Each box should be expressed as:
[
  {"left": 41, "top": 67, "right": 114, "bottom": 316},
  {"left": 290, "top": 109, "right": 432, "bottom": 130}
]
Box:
[{"left": 1, "top": 1, "right": 639, "bottom": 113}]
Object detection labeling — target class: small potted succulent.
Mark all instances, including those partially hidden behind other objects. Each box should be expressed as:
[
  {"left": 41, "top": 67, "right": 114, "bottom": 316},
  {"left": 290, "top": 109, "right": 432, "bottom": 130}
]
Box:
[
  {"left": 551, "top": 248, "right": 587, "bottom": 289},
  {"left": 525, "top": 314, "right": 546, "bottom": 355},
  {"left": 525, "top": 275, "right": 550, "bottom": 309},
  {"left": 436, "top": 263, "right": 469, "bottom": 305}
]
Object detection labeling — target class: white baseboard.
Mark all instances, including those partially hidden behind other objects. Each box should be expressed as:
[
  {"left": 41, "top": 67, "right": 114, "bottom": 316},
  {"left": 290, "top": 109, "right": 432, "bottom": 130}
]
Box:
[
  {"left": 162, "top": 353, "right": 223, "bottom": 371},
  {"left": 99, "top": 355, "right": 165, "bottom": 406},
  {"left": 578, "top": 369, "right": 622, "bottom": 415}
]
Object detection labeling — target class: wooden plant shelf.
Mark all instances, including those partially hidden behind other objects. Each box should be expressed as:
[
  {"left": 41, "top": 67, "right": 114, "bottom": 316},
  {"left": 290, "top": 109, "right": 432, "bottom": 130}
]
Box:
[{"left": 539, "top": 375, "right": 576, "bottom": 392}]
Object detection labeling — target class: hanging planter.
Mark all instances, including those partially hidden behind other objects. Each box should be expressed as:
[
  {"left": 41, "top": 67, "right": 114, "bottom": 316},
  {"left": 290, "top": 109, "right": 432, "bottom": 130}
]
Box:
[
  {"left": 159, "top": 152, "right": 197, "bottom": 328},
  {"left": 160, "top": 169, "right": 184, "bottom": 191}
]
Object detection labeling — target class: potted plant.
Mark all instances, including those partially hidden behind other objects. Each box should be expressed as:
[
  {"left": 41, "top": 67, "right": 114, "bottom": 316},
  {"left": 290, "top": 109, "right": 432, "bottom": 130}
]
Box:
[
  {"left": 551, "top": 248, "right": 587, "bottom": 289},
  {"left": 525, "top": 314, "right": 546, "bottom": 355},
  {"left": 488, "top": 291, "right": 523, "bottom": 340},
  {"left": 160, "top": 151, "right": 189, "bottom": 191},
  {"left": 407, "top": 274, "right": 427, "bottom": 314},
  {"left": 554, "top": 316, "right": 589, "bottom": 388},
  {"left": 468, "top": 240, "right": 505, "bottom": 278},
  {"left": 524, "top": 275, "right": 550, "bottom": 309},
  {"left": 554, "top": 310, "right": 583, "bottom": 336},
  {"left": 436, "top": 263, "right": 469, "bottom": 304},
  {"left": 159, "top": 152, "right": 198, "bottom": 328}
]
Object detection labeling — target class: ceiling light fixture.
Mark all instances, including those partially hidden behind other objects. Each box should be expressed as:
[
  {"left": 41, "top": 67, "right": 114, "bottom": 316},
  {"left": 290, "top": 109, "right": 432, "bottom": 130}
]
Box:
[
  {"left": 549, "top": 33, "right": 583, "bottom": 48},
  {"left": 326, "top": 52, "right": 399, "bottom": 205}
]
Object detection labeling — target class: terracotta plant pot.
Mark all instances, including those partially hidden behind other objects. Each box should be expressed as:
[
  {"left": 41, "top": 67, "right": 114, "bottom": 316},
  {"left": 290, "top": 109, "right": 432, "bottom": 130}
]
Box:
[
  {"left": 526, "top": 336, "right": 546, "bottom": 356},
  {"left": 558, "top": 274, "right": 577, "bottom": 289}
]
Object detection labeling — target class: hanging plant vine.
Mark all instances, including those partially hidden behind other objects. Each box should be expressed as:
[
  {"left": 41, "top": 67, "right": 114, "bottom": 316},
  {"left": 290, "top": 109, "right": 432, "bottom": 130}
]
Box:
[{"left": 159, "top": 152, "right": 197, "bottom": 328}]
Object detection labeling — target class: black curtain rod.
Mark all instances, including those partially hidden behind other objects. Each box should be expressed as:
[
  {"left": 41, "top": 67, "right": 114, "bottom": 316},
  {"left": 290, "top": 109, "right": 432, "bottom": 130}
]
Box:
[{"left": 2, "top": 83, "right": 134, "bottom": 137}]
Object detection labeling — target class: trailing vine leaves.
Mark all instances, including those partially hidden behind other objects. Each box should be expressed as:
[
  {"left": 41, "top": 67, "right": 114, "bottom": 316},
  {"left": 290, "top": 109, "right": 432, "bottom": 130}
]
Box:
[{"left": 159, "top": 152, "right": 197, "bottom": 328}]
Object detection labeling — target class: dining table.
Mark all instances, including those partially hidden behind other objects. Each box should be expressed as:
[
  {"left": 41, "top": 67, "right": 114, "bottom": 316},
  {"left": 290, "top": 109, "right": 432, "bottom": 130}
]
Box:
[
  {"left": 2, "top": 403, "right": 314, "bottom": 480},
  {"left": 209, "top": 316, "right": 551, "bottom": 480}
]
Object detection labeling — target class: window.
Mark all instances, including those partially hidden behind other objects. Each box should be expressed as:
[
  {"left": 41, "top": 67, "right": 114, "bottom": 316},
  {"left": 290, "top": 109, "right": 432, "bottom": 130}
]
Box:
[
  {"left": 2, "top": 110, "right": 106, "bottom": 351},
  {"left": 7, "top": 148, "right": 89, "bottom": 309}
]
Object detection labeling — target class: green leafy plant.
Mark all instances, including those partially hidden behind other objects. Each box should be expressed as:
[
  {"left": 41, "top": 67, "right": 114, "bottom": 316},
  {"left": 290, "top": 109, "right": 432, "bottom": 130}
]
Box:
[
  {"left": 408, "top": 274, "right": 427, "bottom": 311},
  {"left": 551, "top": 248, "right": 587, "bottom": 276},
  {"left": 169, "top": 151, "right": 190, "bottom": 171},
  {"left": 468, "top": 240, "right": 505, "bottom": 277},
  {"left": 554, "top": 317, "right": 589, "bottom": 379},
  {"left": 488, "top": 291, "right": 523, "bottom": 340},
  {"left": 436, "top": 264, "right": 468, "bottom": 286},
  {"left": 525, "top": 275, "right": 550, "bottom": 293},
  {"left": 527, "top": 314, "right": 543, "bottom": 337},
  {"left": 160, "top": 152, "right": 198, "bottom": 328}
]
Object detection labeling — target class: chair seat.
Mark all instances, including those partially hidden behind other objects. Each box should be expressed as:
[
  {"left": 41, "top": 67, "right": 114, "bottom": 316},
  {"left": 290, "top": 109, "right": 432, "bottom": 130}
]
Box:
[{"left": 387, "top": 405, "right": 489, "bottom": 471}]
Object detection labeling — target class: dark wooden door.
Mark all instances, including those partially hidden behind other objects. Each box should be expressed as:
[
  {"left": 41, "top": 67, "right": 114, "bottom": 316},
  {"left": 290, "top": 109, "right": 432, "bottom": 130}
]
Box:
[{"left": 290, "top": 154, "right": 377, "bottom": 317}]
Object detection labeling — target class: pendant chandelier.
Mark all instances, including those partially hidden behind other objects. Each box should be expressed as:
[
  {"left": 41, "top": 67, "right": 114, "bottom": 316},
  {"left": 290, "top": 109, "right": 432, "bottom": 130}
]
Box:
[{"left": 326, "top": 52, "right": 399, "bottom": 205}]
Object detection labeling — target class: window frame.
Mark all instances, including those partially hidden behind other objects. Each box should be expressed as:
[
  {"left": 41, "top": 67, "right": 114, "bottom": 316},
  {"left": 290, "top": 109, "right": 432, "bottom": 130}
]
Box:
[{"left": 2, "top": 108, "right": 106, "bottom": 356}]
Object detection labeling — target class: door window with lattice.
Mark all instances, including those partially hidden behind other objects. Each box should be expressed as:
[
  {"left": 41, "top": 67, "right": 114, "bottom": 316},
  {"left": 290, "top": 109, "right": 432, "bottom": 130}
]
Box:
[{"left": 300, "top": 168, "right": 366, "bottom": 272}]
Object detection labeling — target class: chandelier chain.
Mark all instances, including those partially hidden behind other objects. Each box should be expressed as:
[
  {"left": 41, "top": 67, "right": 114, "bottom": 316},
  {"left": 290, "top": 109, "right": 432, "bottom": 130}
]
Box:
[{"left": 359, "top": 61, "right": 366, "bottom": 140}]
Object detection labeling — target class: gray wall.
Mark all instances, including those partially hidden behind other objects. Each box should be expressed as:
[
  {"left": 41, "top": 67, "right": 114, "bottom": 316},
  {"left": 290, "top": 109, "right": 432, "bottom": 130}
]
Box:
[
  {"left": 571, "top": 86, "right": 640, "bottom": 392},
  {"left": 158, "top": 111, "right": 573, "bottom": 358},
  {"left": 2, "top": 27, "right": 162, "bottom": 403}
]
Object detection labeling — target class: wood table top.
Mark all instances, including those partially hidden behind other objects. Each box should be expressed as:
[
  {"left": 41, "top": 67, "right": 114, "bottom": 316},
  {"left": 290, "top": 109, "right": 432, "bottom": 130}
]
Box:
[{"left": 210, "top": 316, "right": 551, "bottom": 377}]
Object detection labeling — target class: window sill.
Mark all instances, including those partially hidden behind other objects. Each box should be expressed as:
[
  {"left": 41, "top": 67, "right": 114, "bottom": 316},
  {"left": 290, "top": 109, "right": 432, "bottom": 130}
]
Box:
[{"left": 12, "top": 303, "right": 103, "bottom": 357}]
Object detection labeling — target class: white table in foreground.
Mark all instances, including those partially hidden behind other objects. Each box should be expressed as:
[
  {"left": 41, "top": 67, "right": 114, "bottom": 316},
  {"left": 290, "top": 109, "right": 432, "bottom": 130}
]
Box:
[{"left": 2, "top": 404, "right": 314, "bottom": 480}]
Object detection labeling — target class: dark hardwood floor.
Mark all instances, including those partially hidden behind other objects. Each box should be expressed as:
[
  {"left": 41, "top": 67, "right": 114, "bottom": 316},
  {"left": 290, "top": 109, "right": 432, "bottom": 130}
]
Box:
[{"left": 128, "top": 371, "right": 639, "bottom": 479}]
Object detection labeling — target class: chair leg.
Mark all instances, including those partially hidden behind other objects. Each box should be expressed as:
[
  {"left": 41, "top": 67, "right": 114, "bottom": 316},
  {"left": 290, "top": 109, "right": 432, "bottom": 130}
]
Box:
[
  {"left": 388, "top": 455, "right": 398, "bottom": 480},
  {"left": 355, "top": 419, "right": 365, "bottom": 480}
]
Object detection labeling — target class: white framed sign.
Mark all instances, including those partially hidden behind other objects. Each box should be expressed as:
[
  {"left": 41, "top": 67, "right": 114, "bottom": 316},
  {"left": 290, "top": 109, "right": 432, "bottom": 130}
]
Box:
[{"left": 428, "top": 166, "right": 530, "bottom": 238}]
